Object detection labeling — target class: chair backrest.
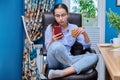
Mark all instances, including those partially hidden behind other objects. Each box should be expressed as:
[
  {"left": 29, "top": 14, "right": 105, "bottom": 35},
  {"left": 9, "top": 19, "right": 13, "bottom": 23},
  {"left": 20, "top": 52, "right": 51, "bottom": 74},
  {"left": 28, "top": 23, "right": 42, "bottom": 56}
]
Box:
[{"left": 42, "top": 12, "right": 82, "bottom": 30}]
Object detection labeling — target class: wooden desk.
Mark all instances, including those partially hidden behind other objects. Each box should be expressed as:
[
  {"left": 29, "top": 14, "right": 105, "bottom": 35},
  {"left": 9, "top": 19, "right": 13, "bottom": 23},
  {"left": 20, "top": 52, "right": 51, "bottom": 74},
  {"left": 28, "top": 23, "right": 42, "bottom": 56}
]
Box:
[{"left": 98, "top": 45, "right": 120, "bottom": 80}]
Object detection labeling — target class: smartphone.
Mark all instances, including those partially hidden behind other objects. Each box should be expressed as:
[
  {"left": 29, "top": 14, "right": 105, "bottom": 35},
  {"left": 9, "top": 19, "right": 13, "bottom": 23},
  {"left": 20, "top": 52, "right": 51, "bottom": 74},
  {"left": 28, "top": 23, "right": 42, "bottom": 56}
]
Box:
[{"left": 53, "top": 26, "right": 62, "bottom": 35}]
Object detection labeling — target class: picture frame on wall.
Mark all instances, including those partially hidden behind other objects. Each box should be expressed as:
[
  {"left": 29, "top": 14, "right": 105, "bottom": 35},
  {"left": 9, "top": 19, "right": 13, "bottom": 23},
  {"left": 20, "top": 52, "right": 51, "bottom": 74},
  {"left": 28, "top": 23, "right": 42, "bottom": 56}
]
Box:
[{"left": 116, "top": 0, "right": 120, "bottom": 6}]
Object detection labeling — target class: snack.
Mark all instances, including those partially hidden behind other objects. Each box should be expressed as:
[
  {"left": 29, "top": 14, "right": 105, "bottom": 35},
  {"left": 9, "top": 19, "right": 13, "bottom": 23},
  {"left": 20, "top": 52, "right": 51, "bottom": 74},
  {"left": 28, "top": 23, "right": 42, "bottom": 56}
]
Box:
[{"left": 71, "top": 29, "right": 77, "bottom": 38}]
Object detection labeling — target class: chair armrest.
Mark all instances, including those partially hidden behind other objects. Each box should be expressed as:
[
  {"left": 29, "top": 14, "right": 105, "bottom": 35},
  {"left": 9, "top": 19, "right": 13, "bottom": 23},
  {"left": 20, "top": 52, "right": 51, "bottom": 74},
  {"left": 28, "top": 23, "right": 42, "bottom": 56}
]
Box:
[
  {"left": 40, "top": 47, "right": 47, "bottom": 56},
  {"left": 84, "top": 48, "right": 96, "bottom": 54}
]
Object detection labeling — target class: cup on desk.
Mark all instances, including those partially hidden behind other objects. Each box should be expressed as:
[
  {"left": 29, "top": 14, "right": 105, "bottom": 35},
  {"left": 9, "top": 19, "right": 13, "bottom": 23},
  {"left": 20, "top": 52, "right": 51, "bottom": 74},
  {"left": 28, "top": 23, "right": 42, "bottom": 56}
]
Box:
[{"left": 110, "top": 38, "right": 120, "bottom": 48}]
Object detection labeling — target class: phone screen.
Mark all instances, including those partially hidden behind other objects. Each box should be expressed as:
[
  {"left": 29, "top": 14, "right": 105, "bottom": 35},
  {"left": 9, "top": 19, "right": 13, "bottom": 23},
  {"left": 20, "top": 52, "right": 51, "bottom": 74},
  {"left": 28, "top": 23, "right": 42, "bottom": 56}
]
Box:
[{"left": 53, "top": 26, "right": 62, "bottom": 35}]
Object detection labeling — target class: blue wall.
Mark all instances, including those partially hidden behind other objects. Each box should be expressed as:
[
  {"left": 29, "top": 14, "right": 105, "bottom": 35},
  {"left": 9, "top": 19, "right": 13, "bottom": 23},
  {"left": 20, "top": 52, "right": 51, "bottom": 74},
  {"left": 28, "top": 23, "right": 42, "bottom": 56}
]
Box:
[
  {"left": 55, "top": 0, "right": 62, "bottom": 4},
  {"left": 0, "top": 0, "right": 24, "bottom": 80},
  {"left": 105, "top": 0, "right": 120, "bottom": 42}
]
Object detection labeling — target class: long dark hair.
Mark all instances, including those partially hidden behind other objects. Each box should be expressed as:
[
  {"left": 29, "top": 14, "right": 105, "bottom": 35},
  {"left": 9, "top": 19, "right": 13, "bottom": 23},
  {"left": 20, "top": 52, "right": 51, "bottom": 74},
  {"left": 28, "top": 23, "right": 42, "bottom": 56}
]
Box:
[{"left": 51, "top": 3, "right": 68, "bottom": 27}]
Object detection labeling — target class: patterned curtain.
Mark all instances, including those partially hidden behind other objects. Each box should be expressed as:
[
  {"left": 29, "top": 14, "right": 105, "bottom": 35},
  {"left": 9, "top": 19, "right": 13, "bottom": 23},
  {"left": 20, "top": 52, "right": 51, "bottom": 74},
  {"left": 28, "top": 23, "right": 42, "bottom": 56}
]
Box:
[{"left": 22, "top": 0, "right": 54, "bottom": 80}]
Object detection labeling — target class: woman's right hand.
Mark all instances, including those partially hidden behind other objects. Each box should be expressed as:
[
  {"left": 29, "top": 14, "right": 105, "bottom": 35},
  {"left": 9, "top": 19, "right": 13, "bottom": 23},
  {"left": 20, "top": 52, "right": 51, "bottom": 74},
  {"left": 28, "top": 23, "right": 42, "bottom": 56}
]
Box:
[
  {"left": 52, "top": 33, "right": 63, "bottom": 41},
  {"left": 48, "top": 32, "right": 63, "bottom": 48}
]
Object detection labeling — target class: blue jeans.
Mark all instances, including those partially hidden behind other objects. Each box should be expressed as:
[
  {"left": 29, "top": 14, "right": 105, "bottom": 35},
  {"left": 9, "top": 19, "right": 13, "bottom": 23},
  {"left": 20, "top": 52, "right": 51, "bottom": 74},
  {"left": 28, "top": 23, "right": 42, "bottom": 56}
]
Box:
[{"left": 47, "top": 42, "right": 98, "bottom": 74}]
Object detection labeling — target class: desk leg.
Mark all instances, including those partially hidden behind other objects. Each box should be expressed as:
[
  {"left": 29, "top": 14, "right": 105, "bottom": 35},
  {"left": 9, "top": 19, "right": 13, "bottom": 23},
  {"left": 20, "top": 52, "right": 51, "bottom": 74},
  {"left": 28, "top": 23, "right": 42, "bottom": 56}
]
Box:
[{"left": 106, "top": 68, "right": 112, "bottom": 80}]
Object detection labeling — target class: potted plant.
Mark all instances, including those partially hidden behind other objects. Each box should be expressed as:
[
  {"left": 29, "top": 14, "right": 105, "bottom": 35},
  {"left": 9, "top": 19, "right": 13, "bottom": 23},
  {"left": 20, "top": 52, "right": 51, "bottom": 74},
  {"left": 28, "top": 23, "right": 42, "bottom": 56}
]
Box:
[
  {"left": 78, "top": 0, "right": 97, "bottom": 26},
  {"left": 79, "top": 0, "right": 97, "bottom": 18},
  {"left": 106, "top": 8, "right": 120, "bottom": 37}
]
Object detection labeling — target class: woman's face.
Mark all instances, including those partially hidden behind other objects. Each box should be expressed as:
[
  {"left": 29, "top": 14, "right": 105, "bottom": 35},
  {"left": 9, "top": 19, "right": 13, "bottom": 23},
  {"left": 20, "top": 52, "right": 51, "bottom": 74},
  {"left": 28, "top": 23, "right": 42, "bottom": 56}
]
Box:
[{"left": 54, "top": 8, "right": 68, "bottom": 27}]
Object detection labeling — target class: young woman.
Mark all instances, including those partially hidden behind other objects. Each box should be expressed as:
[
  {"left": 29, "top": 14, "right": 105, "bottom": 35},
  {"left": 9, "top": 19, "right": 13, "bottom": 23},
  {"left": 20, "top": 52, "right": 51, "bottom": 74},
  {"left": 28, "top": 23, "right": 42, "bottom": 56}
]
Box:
[{"left": 45, "top": 3, "right": 98, "bottom": 79}]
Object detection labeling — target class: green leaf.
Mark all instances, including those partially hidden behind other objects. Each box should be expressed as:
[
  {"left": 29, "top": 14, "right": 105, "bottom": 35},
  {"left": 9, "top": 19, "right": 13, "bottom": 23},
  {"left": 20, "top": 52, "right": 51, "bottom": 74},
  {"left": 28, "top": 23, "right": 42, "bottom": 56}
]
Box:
[{"left": 106, "top": 8, "right": 120, "bottom": 32}]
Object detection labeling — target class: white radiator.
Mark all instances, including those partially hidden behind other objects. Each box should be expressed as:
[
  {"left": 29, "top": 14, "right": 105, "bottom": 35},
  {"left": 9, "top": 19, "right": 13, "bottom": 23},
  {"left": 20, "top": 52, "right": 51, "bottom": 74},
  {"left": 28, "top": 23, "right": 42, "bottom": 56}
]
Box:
[
  {"left": 36, "top": 44, "right": 47, "bottom": 79},
  {"left": 84, "top": 27, "right": 100, "bottom": 49}
]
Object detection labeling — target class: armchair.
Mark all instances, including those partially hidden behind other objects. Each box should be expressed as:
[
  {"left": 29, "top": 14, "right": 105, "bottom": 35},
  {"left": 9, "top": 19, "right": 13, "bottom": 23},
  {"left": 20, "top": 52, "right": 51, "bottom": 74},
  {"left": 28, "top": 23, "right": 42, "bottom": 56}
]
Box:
[{"left": 41, "top": 12, "right": 98, "bottom": 80}]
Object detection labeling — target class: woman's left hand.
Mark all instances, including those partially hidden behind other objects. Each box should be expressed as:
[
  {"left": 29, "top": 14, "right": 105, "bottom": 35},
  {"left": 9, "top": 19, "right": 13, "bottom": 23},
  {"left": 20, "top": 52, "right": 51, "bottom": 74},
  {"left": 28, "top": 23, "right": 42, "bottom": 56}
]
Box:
[
  {"left": 76, "top": 27, "right": 89, "bottom": 43},
  {"left": 74, "top": 27, "right": 85, "bottom": 37}
]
